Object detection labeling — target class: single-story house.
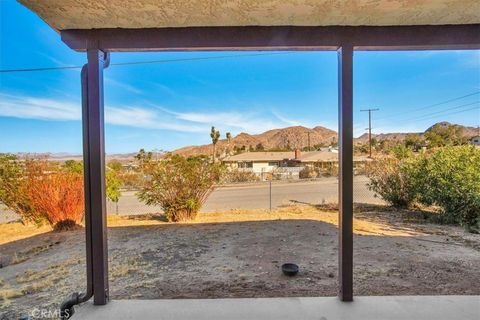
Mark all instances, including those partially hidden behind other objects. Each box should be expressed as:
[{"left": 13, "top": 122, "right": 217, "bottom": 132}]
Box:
[{"left": 223, "top": 149, "right": 369, "bottom": 178}]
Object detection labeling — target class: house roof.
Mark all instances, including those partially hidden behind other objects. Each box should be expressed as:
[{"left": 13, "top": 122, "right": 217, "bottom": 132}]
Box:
[
  {"left": 19, "top": 1, "right": 480, "bottom": 31},
  {"left": 300, "top": 151, "right": 338, "bottom": 162},
  {"left": 224, "top": 152, "right": 294, "bottom": 162}
]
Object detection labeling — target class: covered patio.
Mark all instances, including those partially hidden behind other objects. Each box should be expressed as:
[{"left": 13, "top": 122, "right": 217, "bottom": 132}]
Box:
[{"left": 18, "top": 0, "right": 480, "bottom": 319}]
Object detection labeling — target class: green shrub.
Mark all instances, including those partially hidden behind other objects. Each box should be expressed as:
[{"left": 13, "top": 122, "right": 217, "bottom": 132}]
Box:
[
  {"left": 137, "top": 154, "right": 224, "bottom": 222},
  {"left": 414, "top": 146, "right": 480, "bottom": 230},
  {"left": 0, "top": 154, "right": 35, "bottom": 224},
  {"left": 367, "top": 146, "right": 480, "bottom": 231},
  {"left": 106, "top": 170, "right": 122, "bottom": 203}
]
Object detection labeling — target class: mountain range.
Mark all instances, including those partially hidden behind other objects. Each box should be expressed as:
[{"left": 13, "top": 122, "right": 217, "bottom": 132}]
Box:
[
  {"left": 13, "top": 122, "right": 478, "bottom": 160},
  {"left": 355, "top": 122, "right": 479, "bottom": 144},
  {"left": 173, "top": 125, "right": 338, "bottom": 157},
  {"left": 173, "top": 121, "right": 478, "bottom": 157}
]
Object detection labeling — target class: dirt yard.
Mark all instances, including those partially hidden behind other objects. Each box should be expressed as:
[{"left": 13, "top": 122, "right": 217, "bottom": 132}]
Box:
[{"left": 1, "top": 205, "right": 479, "bottom": 319}]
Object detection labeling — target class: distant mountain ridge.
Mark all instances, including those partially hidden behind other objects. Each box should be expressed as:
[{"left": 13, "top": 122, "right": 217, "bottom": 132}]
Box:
[
  {"left": 173, "top": 125, "right": 338, "bottom": 157},
  {"left": 355, "top": 121, "right": 478, "bottom": 144},
  {"left": 10, "top": 122, "right": 478, "bottom": 160},
  {"left": 175, "top": 122, "right": 478, "bottom": 157}
]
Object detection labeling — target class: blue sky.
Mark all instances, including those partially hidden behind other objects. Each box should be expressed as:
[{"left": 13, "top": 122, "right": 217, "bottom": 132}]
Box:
[{"left": 1, "top": 1, "right": 479, "bottom": 154}]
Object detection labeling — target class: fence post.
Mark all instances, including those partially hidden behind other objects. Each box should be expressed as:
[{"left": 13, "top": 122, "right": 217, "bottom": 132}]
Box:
[{"left": 269, "top": 179, "right": 272, "bottom": 211}]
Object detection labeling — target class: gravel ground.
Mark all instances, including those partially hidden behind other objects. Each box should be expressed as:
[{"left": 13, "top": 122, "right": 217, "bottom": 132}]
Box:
[{"left": 1, "top": 205, "right": 479, "bottom": 319}]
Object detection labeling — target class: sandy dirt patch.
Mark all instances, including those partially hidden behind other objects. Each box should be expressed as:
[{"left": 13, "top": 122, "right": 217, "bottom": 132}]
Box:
[{"left": 1, "top": 205, "right": 479, "bottom": 319}]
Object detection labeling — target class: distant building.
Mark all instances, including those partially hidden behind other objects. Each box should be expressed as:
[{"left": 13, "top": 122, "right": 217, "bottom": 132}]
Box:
[
  {"left": 223, "top": 149, "right": 369, "bottom": 180},
  {"left": 471, "top": 136, "right": 480, "bottom": 146}
]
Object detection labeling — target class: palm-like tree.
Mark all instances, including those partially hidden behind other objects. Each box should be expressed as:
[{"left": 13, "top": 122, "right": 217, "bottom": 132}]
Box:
[
  {"left": 226, "top": 132, "right": 232, "bottom": 155},
  {"left": 210, "top": 126, "right": 220, "bottom": 162}
]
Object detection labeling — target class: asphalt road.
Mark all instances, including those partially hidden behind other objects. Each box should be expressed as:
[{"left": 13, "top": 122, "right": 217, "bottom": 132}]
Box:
[
  {"left": 202, "top": 176, "right": 380, "bottom": 212},
  {"left": 107, "top": 176, "right": 381, "bottom": 215},
  {"left": 1, "top": 176, "right": 381, "bottom": 223}
]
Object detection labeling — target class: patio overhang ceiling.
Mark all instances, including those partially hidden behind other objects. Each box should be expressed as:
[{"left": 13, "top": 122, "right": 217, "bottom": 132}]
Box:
[
  {"left": 18, "top": 0, "right": 480, "bottom": 52},
  {"left": 18, "top": 0, "right": 480, "bottom": 29}
]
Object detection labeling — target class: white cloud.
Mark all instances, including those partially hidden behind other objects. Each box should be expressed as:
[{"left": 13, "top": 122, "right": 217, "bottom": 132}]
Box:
[
  {"left": 0, "top": 93, "right": 317, "bottom": 135},
  {"left": 105, "top": 77, "right": 143, "bottom": 94},
  {"left": 0, "top": 94, "right": 80, "bottom": 120},
  {"left": 271, "top": 110, "right": 304, "bottom": 126},
  {"left": 152, "top": 105, "right": 299, "bottom": 134},
  {"left": 105, "top": 106, "right": 205, "bottom": 132}
]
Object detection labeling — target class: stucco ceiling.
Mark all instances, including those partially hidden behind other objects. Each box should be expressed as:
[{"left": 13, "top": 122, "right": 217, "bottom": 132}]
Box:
[{"left": 19, "top": 0, "right": 480, "bottom": 31}]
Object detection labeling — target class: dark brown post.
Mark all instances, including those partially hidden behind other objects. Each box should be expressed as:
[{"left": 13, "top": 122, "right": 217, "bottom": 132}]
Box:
[
  {"left": 85, "top": 45, "right": 109, "bottom": 305},
  {"left": 337, "top": 44, "right": 354, "bottom": 301}
]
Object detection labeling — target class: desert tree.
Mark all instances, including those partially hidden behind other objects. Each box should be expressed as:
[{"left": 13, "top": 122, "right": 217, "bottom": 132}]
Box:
[
  {"left": 226, "top": 132, "right": 232, "bottom": 155},
  {"left": 210, "top": 126, "right": 220, "bottom": 162}
]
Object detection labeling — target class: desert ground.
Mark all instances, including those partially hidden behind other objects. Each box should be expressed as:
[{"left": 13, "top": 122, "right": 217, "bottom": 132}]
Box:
[{"left": 1, "top": 205, "right": 479, "bottom": 319}]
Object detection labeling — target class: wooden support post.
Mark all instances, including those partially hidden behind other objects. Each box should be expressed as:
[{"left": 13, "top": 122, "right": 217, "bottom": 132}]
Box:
[
  {"left": 337, "top": 44, "right": 354, "bottom": 302},
  {"left": 85, "top": 47, "right": 109, "bottom": 305}
]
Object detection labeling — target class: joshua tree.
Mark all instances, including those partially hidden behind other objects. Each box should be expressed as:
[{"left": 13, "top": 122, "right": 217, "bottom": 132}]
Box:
[
  {"left": 210, "top": 126, "right": 220, "bottom": 162},
  {"left": 226, "top": 132, "right": 232, "bottom": 154}
]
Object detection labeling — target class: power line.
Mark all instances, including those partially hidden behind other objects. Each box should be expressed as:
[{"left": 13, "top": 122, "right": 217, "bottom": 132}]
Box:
[
  {"left": 370, "top": 100, "right": 480, "bottom": 130},
  {"left": 375, "top": 91, "right": 480, "bottom": 122},
  {"left": 387, "top": 101, "right": 479, "bottom": 123},
  {"left": 373, "top": 104, "right": 479, "bottom": 133},
  {"left": 405, "top": 105, "right": 479, "bottom": 123},
  {"left": 0, "top": 52, "right": 294, "bottom": 73}
]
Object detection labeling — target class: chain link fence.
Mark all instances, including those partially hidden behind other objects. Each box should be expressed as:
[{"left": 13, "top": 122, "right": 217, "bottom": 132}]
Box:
[
  {"left": 105, "top": 175, "right": 382, "bottom": 215},
  {"left": 1, "top": 175, "right": 382, "bottom": 223}
]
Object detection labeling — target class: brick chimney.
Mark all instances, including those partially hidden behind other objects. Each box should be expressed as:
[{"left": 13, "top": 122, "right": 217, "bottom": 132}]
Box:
[{"left": 294, "top": 149, "right": 301, "bottom": 160}]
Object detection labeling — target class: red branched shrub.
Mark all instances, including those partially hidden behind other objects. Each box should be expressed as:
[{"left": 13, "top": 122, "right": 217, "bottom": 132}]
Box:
[{"left": 25, "top": 160, "right": 84, "bottom": 229}]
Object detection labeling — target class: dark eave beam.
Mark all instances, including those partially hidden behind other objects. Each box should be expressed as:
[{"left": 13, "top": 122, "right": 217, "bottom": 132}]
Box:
[{"left": 61, "top": 24, "right": 480, "bottom": 52}]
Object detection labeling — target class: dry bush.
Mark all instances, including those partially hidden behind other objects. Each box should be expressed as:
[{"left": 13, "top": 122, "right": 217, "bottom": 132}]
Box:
[
  {"left": 299, "top": 166, "right": 318, "bottom": 179},
  {"left": 317, "top": 163, "right": 338, "bottom": 177},
  {"left": 118, "top": 172, "right": 143, "bottom": 190},
  {"left": 24, "top": 160, "right": 84, "bottom": 229},
  {"left": 222, "top": 169, "right": 259, "bottom": 183},
  {"left": 365, "top": 156, "right": 416, "bottom": 208},
  {"left": 137, "top": 154, "right": 223, "bottom": 222},
  {"left": 0, "top": 157, "right": 85, "bottom": 229}
]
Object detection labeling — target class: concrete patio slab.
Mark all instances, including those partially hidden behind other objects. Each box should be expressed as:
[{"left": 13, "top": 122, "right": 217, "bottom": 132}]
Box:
[{"left": 73, "top": 296, "right": 480, "bottom": 320}]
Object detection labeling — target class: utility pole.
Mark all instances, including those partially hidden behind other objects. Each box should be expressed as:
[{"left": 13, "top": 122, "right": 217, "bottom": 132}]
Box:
[
  {"left": 360, "top": 108, "right": 379, "bottom": 158},
  {"left": 307, "top": 132, "right": 311, "bottom": 151}
]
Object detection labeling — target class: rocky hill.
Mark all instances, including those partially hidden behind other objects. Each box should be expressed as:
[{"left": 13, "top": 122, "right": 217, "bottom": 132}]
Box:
[
  {"left": 175, "top": 122, "right": 478, "bottom": 157},
  {"left": 173, "top": 125, "right": 338, "bottom": 157},
  {"left": 355, "top": 122, "right": 478, "bottom": 144}
]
